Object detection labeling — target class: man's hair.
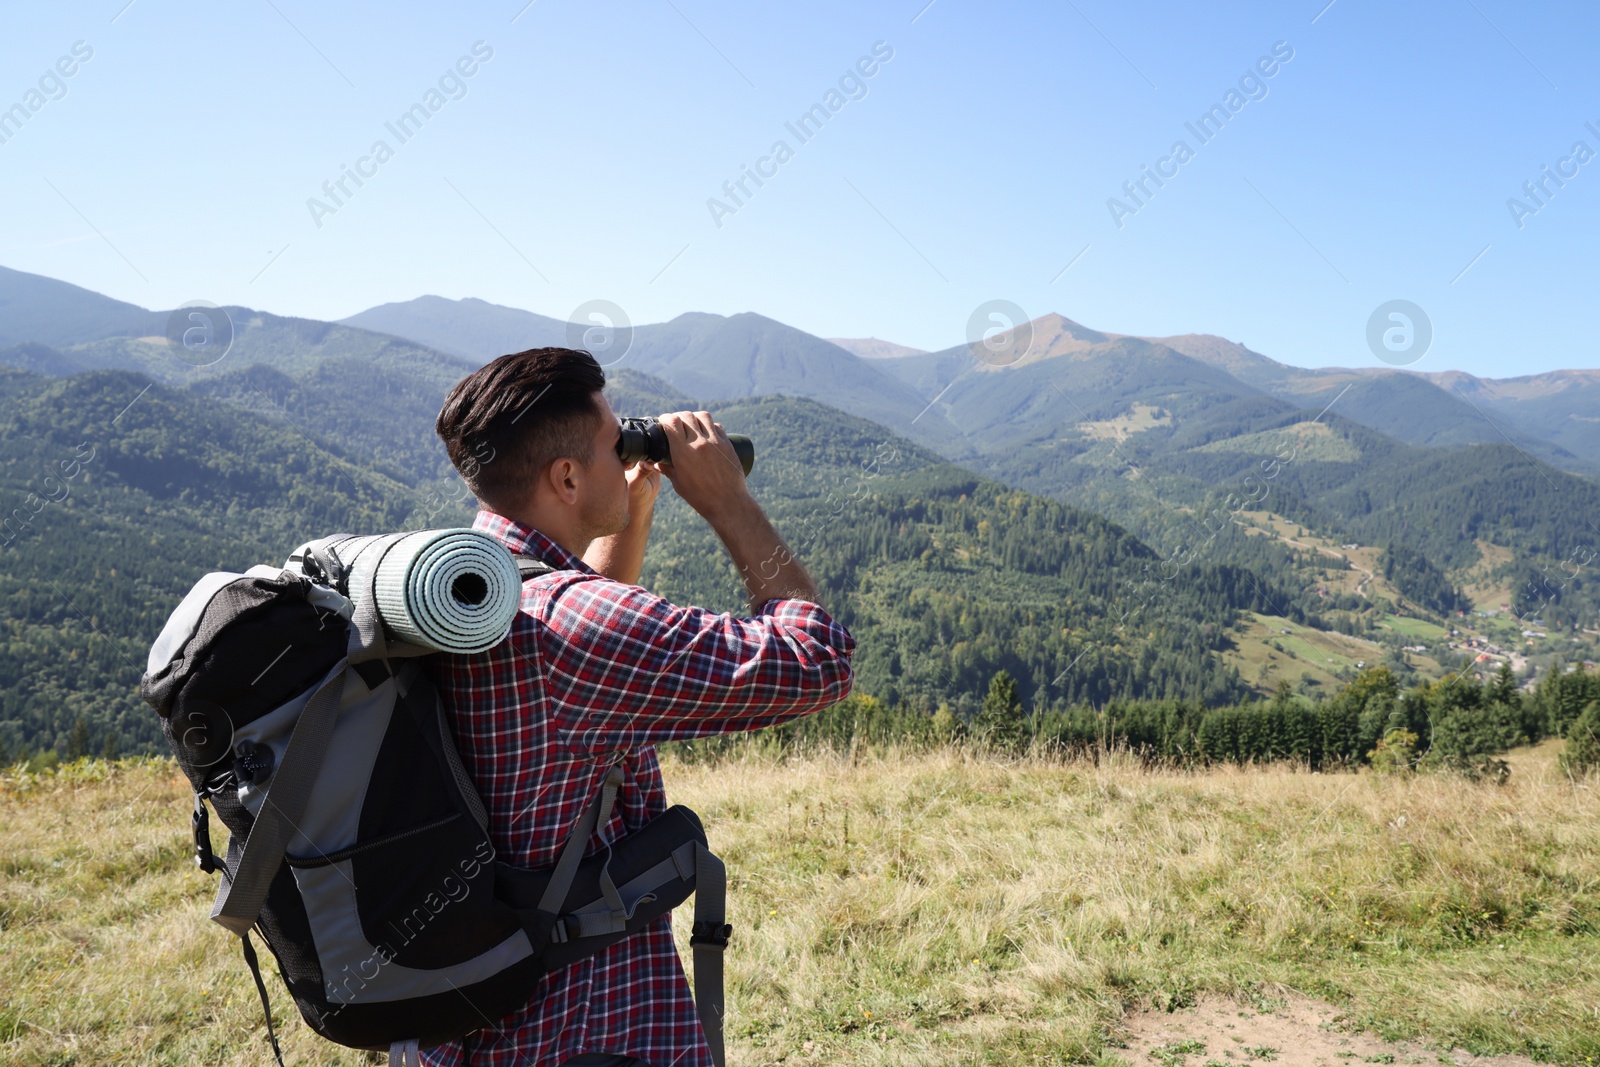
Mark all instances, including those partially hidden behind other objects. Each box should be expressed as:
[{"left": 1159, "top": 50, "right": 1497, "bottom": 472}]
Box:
[{"left": 435, "top": 347, "right": 607, "bottom": 508}]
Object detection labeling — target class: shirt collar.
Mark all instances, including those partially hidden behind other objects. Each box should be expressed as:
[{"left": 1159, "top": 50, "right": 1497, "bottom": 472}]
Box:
[{"left": 471, "top": 510, "right": 596, "bottom": 575}]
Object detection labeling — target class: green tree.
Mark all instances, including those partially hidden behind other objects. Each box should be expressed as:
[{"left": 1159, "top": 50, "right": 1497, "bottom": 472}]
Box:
[
  {"left": 1490, "top": 662, "right": 1518, "bottom": 706},
  {"left": 64, "top": 718, "right": 89, "bottom": 760},
  {"left": 976, "top": 670, "right": 1026, "bottom": 753},
  {"left": 1369, "top": 727, "right": 1418, "bottom": 774},
  {"left": 1561, "top": 701, "right": 1600, "bottom": 776}
]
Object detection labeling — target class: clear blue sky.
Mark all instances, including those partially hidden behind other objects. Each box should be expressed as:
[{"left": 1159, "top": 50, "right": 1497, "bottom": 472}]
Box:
[{"left": 1, "top": 0, "right": 1596, "bottom": 377}]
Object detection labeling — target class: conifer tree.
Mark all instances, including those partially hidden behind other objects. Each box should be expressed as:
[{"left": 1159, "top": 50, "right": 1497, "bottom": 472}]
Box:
[
  {"left": 1561, "top": 701, "right": 1600, "bottom": 776},
  {"left": 977, "top": 670, "right": 1027, "bottom": 753}
]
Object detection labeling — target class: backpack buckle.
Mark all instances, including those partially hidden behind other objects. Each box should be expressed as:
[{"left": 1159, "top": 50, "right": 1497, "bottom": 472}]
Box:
[
  {"left": 303, "top": 542, "right": 349, "bottom": 592},
  {"left": 689, "top": 921, "right": 732, "bottom": 949},
  {"left": 193, "top": 794, "right": 218, "bottom": 873}
]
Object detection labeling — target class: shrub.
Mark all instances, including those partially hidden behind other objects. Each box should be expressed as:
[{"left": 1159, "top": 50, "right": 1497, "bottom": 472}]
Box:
[
  {"left": 1428, "top": 702, "right": 1526, "bottom": 761},
  {"left": 1369, "top": 728, "right": 1418, "bottom": 774},
  {"left": 1538, "top": 666, "right": 1600, "bottom": 738},
  {"left": 930, "top": 703, "right": 963, "bottom": 745},
  {"left": 1560, "top": 701, "right": 1600, "bottom": 777}
]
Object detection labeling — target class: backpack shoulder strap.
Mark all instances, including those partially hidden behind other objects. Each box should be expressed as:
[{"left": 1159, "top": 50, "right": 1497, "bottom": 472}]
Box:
[{"left": 514, "top": 553, "right": 557, "bottom": 581}]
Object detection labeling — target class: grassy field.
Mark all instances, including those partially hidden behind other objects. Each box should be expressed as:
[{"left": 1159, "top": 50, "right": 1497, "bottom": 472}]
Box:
[
  {"left": 1378, "top": 614, "right": 1450, "bottom": 642},
  {"left": 1076, "top": 404, "right": 1174, "bottom": 443},
  {"left": 1459, "top": 541, "right": 1518, "bottom": 615},
  {"left": 3, "top": 745, "right": 1598, "bottom": 1066},
  {"left": 1193, "top": 422, "right": 1362, "bottom": 464},
  {"left": 1222, "top": 612, "right": 1398, "bottom": 694}
]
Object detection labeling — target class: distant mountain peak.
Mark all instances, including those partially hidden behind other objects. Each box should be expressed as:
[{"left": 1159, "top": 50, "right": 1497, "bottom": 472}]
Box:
[
  {"left": 827, "top": 336, "right": 929, "bottom": 360},
  {"left": 1038, "top": 313, "right": 1110, "bottom": 344},
  {"left": 966, "top": 313, "right": 1121, "bottom": 368},
  {"left": 949, "top": 313, "right": 1284, "bottom": 378},
  {"left": 1144, "top": 332, "right": 1288, "bottom": 380},
  {"left": 338, "top": 294, "right": 569, "bottom": 364},
  {"left": 0, "top": 263, "right": 162, "bottom": 348},
  {"left": 1428, "top": 366, "right": 1600, "bottom": 399}
]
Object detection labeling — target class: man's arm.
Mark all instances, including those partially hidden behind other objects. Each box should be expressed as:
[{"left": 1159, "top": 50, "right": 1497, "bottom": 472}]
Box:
[
  {"left": 533, "top": 574, "right": 855, "bottom": 750},
  {"left": 537, "top": 409, "right": 851, "bottom": 751},
  {"left": 704, "top": 496, "right": 818, "bottom": 614}
]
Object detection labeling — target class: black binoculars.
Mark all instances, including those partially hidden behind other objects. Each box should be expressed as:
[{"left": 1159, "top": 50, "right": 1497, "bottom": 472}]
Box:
[{"left": 616, "top": 416, "right": 755, "bottom": 476}]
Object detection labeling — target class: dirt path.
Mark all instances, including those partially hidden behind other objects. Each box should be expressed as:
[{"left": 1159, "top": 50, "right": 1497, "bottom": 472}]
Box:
[
  {"left": 1286, "top": 537, "right": 1374, "bottom": 598},
  {"left": 1118, "top": 994, "right": 1542, "bottom": 1067},
  {"left": 1249, "top": 522, "right": 1377, "bottom": 599}
]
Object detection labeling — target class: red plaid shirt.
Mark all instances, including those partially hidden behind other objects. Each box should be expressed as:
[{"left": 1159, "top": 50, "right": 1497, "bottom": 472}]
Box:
[{"left": 421, "top": 511, "right": 855, "bottom": 1067}]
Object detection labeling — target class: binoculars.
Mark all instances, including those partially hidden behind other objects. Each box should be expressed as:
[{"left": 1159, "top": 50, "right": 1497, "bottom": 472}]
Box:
[{"left": 616, "top": 416, "right": 755, "bottom": 476}]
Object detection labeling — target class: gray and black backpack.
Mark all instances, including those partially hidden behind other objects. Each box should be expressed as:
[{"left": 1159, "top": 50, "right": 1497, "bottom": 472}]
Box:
[{"left": 140, "top": 532, "right": 731, "bottom": 1066}]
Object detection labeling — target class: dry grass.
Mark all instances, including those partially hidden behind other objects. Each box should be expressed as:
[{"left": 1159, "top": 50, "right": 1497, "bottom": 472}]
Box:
[{"left": 2, "top": 746, "right": 1598, "bottom": 1066}]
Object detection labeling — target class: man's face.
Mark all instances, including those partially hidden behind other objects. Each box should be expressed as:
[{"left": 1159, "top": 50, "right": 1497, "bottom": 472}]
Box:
[{"left": 577, "top": 391, "right": 631, "bottom": 540}]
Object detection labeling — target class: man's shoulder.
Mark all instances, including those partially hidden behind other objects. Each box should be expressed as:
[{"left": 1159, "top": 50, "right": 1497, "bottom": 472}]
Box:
[{"left": 515, "top": 566, "right": 623, "bottom": 605}]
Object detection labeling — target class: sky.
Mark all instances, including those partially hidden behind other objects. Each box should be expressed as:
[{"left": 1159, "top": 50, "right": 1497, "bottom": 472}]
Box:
[{"left": 1, "top": 0, "right": 1596, "bottom": 378}]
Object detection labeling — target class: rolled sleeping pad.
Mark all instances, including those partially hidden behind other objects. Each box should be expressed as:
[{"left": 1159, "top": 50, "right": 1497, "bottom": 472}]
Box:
[{"left": 327, "top": 529, "right": 524, "bottom": 654}]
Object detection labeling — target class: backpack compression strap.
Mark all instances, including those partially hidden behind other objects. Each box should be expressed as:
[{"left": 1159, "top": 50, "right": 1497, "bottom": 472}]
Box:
[
  {"left": 211, "top": 660, "right": 349, "bottom": 936},
  {"left": 214, "top": 530, "right": 415, "bottom": 936},
  {"left": 514, "top": 766, "right": 730, "bottom": 1067},
  {"left": 689, "top": 845, "right": 730, "bottom": 1067},
  {"left": 537, "top": 764, "right": 624, "bottom": 914}
]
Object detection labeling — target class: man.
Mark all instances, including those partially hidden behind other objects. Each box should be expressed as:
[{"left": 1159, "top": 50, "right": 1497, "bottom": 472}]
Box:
[{"left": 423, "top": 347, "right": 855, "bottom": 1066}]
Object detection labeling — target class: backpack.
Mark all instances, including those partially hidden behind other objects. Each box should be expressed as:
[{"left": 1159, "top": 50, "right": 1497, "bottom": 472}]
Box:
[{"left": 139, "top": 531, "right": 732, "bottom": 1067}]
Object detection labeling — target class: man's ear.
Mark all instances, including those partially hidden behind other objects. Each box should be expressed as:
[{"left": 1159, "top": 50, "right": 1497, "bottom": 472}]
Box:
[{"left": 545, "top": 456, "right": 581, "bottom": 505}]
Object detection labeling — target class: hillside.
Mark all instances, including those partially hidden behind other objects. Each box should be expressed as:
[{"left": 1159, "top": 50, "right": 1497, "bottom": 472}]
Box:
[
  {"left": 0, "top": 265, "right": 163, "bottom": 349},
  {"left": 620, "top": 312, "right": 967, "bottom": 449},
  {"left": 0, "top": 301, "right": 486, "bottom": 487},
  {"left": 876, "top": 324, "right": 1280, "bottom": 452},
  {"left": 0, "top": 369, "right": 435, "bottom": 760},
  {"left": 825, "top": 336, "right": 928, "bottom": 360},
  {"left": 49, "top": 308, "right": 477, "bottom": 393},
  {"left": 342, "top": 291, "right": 1597, "bottom": 476},
  {"left": 5, "top": 266, "right": 1599, "bottom": 757},
  {"left": 0, "top": 361, "right": 1290, "bottom": 759},
  {"left": 1152, "top": 331, "right": 1600, "bottom": 475},
  {"left": 623, "top": 392, "right": 1288, "bottom": 711},
  {"left": 852, "top": 324, "right": 1600, "bottom": 643},
  {"left": 1439, "top": 367, "right": 1600, "bottom": 474},
  {"left": 14, "top": 259, "right": 1591, "bottom": 480}
]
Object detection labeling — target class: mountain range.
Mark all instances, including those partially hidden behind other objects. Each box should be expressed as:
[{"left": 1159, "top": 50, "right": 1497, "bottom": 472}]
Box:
[
  {"left": 2, "top": 263, "right": 1596, "bottom": 758},
  {"left": 340, "top": 291, "right": 1600, "bottom": 477},
  {"left": 337, "top": 294, "right": 1600, "bottom": 626}
]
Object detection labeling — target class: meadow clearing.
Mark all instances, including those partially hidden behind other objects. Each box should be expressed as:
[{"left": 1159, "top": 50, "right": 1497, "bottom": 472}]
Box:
[{"left": 2, "top": 742, "right": 1596, "bottom": 1066}]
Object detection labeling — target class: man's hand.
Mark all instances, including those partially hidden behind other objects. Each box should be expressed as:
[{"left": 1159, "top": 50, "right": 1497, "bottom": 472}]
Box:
[
  {"left": 654, "top": 411, "right": 752, "bottom": 522},
  {"left": 656, "top": 409, "right": 823, "bottom": 612},
  {"left": 627, "top": 459, "right": 663, "bottom": 512}
]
